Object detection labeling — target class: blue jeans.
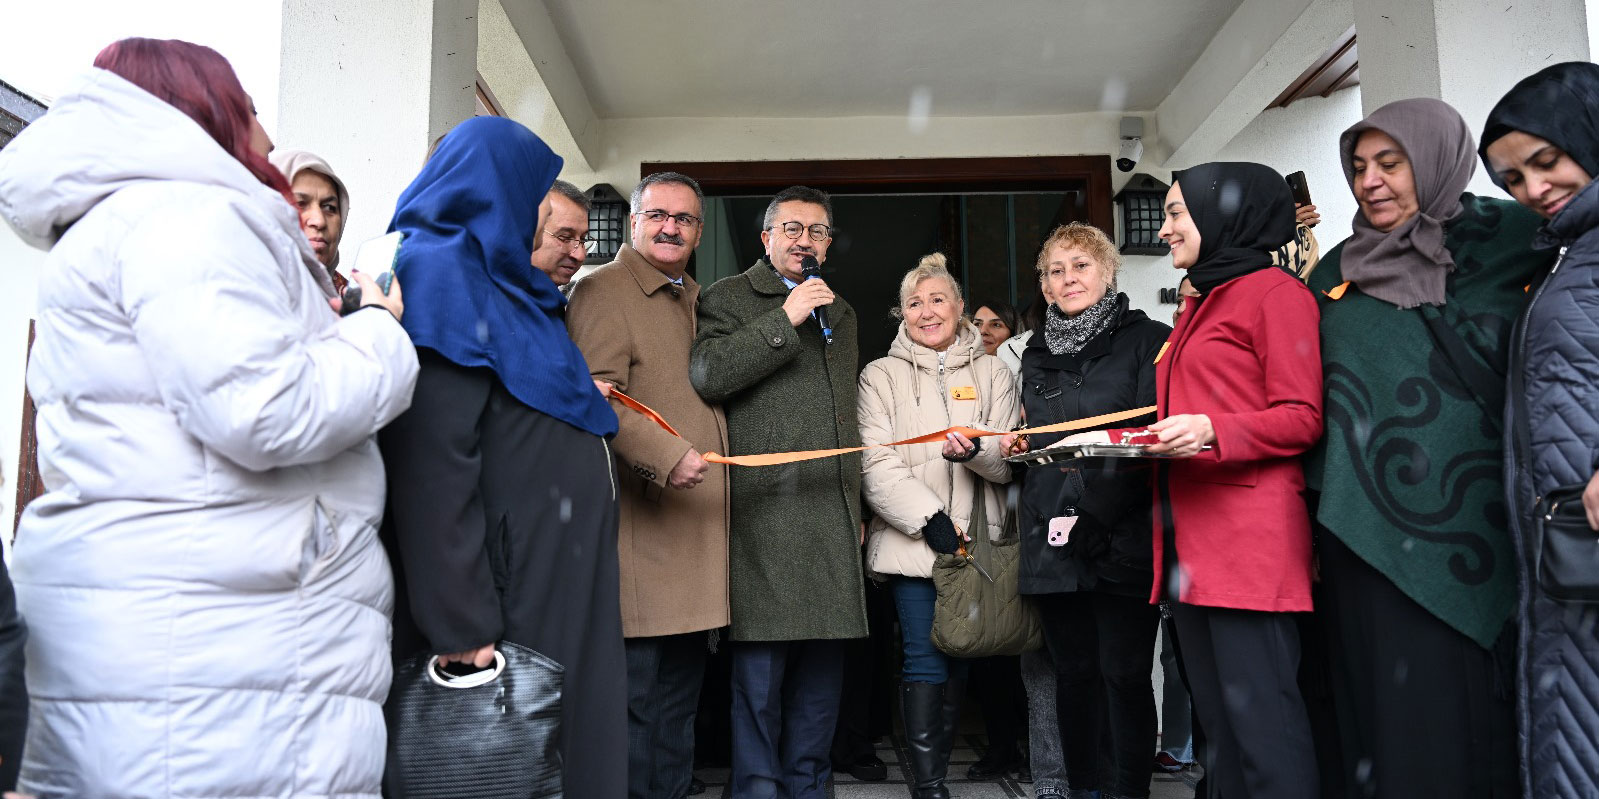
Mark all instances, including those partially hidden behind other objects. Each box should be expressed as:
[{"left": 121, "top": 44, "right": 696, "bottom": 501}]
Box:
[
  {"left": 1023, "top": 648, "right": 1069, "bottom": 791},
  {"left": 730, "top": 639, "right": 846, "bottom": 798},
  {"left": 889, "top": 576, "right": 969, "bottom": 684}
]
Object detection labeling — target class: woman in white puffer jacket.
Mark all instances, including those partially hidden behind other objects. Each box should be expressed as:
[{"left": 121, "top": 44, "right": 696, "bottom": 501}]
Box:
[
  {"left": 857, "top": 253, "right": 1019, "bottom": 799},
  {"left": 0, "top": 39, "right": 417, "bottom": 799}
]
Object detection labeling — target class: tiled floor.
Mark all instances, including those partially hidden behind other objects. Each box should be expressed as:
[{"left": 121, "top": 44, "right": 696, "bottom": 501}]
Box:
[{"left": 694, "top": 731, "right": 1201, "bottom": 798}]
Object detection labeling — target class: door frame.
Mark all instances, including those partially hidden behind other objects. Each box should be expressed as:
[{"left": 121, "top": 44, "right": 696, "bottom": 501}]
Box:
[{"left": 640, "top": 155, "right": 1114, "bottom": 235}]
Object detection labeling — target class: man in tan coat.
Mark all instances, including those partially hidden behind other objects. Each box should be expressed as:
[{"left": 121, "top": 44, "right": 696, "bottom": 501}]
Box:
[{"left": 566, "top": 171, "right": 730, "bottom": 799}]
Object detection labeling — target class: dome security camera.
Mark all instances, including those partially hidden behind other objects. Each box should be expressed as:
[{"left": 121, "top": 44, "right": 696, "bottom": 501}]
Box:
[
  {"left": 1116, "top": 137, "right": 1144, "bottom": 173},
  {"left": 1116, "top": 116, "right": 1145, "bottom": 173}
]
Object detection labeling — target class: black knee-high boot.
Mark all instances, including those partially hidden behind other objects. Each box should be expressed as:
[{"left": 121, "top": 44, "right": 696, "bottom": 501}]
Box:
[
  {"left": 939, "top": 674, "right": 965, "bottom": 770},
  {"left": 901, "top": 681, "right": 951, "bottom": 799}
]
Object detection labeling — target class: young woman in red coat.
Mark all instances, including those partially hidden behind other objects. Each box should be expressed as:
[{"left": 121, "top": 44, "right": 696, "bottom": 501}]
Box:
[{"left": 1146, "top": 161, "right": 1324, "bottom": 799}]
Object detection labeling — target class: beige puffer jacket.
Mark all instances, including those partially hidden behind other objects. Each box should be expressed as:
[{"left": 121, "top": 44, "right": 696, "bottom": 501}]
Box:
[{"left": 859, "top": 322, "right": 1020, "bottom": 579}]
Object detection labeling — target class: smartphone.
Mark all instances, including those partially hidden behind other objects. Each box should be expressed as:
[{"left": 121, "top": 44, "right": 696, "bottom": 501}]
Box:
[
  {"left": 1285, "top": 171, "right": 1312, "bottom": 207},
  {"left": 339, "top": 231, "right": 404, "bottom": 315},
  {"left": 351, "top": 231, "right": 403, "bottom": 283}
]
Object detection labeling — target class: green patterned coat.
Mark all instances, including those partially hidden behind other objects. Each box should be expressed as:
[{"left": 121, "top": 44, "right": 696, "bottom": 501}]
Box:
[
  {"left": 1305, "top": 194, "right": 1553, "bottom": 648},
  {"left": 690, "top": 261, "right": 868, "bottom": 641}
]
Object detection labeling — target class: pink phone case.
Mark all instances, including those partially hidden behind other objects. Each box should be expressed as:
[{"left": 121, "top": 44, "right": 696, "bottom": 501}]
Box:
[{"left": 1048, "top": 516, "right": 1079, "bottom": 547}]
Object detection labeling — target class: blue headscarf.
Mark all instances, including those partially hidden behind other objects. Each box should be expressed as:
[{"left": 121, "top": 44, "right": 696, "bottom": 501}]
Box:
[{"left": 389, "top": 116, "right": 616, "bottom": 437}]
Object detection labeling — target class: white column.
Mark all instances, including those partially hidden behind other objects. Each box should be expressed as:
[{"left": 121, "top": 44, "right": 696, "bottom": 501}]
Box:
[
  {"left": 276, "top": 0, "right": 477, "bottom": 246},
  {"left": 1353, "top": 0, "right": 1588, "bottom": 136}
]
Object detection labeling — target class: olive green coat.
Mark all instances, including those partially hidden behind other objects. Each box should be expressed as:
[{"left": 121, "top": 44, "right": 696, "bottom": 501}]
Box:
[{"left": 691, "top": 260, "right": 868, "bottom": 641}]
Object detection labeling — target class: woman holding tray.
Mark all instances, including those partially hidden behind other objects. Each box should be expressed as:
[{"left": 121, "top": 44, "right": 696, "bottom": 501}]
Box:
[{"left": 1146, "top": 162, "right": 1325, "bottom": 799}]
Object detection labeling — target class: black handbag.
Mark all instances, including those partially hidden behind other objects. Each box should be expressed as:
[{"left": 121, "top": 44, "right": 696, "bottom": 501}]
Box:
[
  {"left": 1534, "top": 485, "right": 1599, "bottom": 603},
  {"left": 385, "top": 641, "right": 564, "bottom": 798}
]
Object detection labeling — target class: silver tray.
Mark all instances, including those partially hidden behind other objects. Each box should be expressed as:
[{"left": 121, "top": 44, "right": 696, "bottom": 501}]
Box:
[{"left": 1004, "top": 441, "right": 1211, "bottom": 466}]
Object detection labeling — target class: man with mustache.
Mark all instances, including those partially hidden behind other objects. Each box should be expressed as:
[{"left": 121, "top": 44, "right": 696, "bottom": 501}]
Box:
[
  {"left": 691, "top": 186, "right": 867, "bottom": 798},
  {"left": 566, "top": 172, "right": 731, "bottom": 799},
  {"left": 532, "top": 179, "right": 591, "bottom": 288}
]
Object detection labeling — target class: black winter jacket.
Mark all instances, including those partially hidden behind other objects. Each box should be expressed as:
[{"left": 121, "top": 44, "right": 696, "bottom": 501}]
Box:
[
  {"left": 1017, "top": 295, "right": 1168, "bottom": 597},
  {"left": 1504, "top": 178, "right": 1599, "bottom": 799},
  {"left": 1, "top": 555, "right": 26, "bottom": 790}
]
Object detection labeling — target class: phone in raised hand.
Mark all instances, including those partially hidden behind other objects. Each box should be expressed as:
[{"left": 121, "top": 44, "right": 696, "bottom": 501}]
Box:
[
  {"left": 1285, "top": 171, "right": 1312, "bottom": 207},
  {"left": 340, "top": 231, "right": 403, "bottom": 315}
]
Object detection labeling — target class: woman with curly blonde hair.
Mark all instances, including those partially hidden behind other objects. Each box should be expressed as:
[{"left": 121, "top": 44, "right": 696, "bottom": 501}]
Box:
[{"left": 1001, "top": 223, "right": 1170, "bottom": 799}]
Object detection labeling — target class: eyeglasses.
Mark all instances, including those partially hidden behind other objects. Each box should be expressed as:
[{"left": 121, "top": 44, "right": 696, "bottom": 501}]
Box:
[
  {"left": 635, "top": 209, "right": 702, "bottom": 229},
  {"left": 770, "top": 221, "right": 834, "bottom": 242},
  {"left": 546, "top": 229, "right": 598, "bottom": 254}
]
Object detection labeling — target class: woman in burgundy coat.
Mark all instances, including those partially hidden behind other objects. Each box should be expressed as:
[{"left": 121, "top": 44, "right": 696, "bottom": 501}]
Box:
[{"left": 1146, "top": 161, "right": 1324, "bottom": 799}]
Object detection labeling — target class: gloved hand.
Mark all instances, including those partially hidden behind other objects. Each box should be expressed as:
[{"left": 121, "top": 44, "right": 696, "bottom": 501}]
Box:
[
  {"left": 922, "top": 511, "right": 961, "bottom": 555},
  {"left": 1063, "top": 511, "right": 1111, "bottom": 559}
]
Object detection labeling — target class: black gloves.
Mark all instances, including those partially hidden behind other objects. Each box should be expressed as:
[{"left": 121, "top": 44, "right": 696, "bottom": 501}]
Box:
[
  {"left": 922, "top": 511, "right": 961, "bottom": 555},
  {"left": 1063, "top": 511, "right": 1111, "bottom": 560}
]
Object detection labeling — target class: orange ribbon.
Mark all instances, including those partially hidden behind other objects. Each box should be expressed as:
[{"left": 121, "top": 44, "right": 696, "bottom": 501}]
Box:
[
  {"left": 610, "top": 388, "right": 683, "bottom": 439},
  {"left": 608, "top": 388, "right": 1156, "bottom": 468}
]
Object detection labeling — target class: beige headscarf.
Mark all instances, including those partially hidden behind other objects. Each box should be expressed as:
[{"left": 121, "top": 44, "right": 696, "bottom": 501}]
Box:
[{"left": 269, "top": 149, "right": 351, "bottom": 268}]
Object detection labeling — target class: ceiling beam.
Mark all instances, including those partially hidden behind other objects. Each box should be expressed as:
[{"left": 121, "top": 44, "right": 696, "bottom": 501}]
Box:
[
  {"left": 1155, "top": 0, "right": 1354, "bottom": 169},
  {"left": 482, "top": 0, "right": 599, "bottom": 171},
  {"left": 1269, "top": 26, "right": 1357, "bottom": 108}
]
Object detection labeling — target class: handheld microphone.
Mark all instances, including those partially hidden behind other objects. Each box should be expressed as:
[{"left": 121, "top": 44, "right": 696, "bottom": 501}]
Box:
[{"left": 800, "top": 255, "right": 833, "bottom": 345}]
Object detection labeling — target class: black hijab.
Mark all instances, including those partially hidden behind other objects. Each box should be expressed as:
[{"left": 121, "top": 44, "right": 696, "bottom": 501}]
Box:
[
  {"left": 1480, "top": 61, "right": 1599, "bottom": 190},
  {"left": 1173, "top": 161, "right": 1297, "bottom": 294}
]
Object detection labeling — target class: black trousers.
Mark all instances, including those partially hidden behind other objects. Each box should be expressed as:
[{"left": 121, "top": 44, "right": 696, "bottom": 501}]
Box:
[
  {"left": 1037, "top": 591, "right": 1160, "bottom": 798},
  {"left": 967, "top": 656, "right": 1026, "bottom": 762},
  {"left": 627, "top": 632, "right": 709, "bottom": 799},
  {"left": 831, "top": 577, "right": 896, "bottom": 766},
  {"left": 1317, "top": 533, "right": 1516, "bottom": 798},
  {"left": 1171, "top": 603, "right": 1317, "bottom": 799}
]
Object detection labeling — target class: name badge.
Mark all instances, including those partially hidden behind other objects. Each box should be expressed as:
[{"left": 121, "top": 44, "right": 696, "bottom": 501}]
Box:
[{"left": 950, "top": 386, "right": 977, "bottom": 401}]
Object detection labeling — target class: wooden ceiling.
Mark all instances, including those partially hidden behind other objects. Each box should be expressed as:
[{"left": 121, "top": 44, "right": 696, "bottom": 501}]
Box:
[
  {"left": 1269, "top": 26, "right": 1359, "bottom": 109},
  {"left": 0, "top": 78, "right": 46, "bottom": 149}
]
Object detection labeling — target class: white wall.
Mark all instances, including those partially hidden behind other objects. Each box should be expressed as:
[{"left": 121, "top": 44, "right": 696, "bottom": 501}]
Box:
[
  {"left": 1353, "top": 0, "right": 1588, "bottom": 198},
  {"left": 1211, "top": 87, "right": 1364, "bottom": 251},
  {"left": 1113, "top": 87, "right": 1364, "bottom": 323},
  {"left": 278, "top": 0, "right": 478, "bottom": 250},
  {"left": 1592, "top": 0, "right": 1599, "bottom": 59}
]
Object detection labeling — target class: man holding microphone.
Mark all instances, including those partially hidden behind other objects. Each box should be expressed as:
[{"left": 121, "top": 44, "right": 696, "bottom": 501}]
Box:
[{"left": 691, "top": 186, "right": 868, "bottom": 798}]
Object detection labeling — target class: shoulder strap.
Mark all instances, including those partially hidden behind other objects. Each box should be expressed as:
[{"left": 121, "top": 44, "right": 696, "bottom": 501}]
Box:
[
  {"left": 1418, "top": 305, "right": 1505, "bottom": 435},
  {"left": 979, "top": 352, "right": 998, "bottom": 425}
]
